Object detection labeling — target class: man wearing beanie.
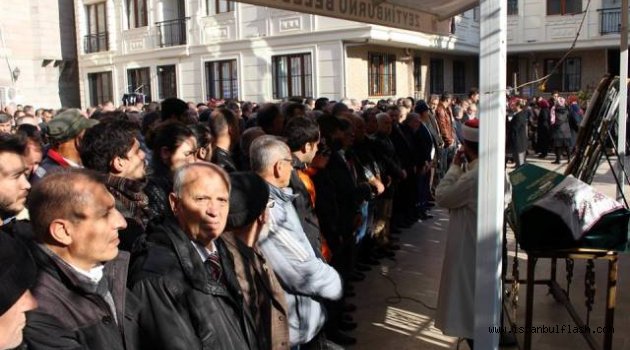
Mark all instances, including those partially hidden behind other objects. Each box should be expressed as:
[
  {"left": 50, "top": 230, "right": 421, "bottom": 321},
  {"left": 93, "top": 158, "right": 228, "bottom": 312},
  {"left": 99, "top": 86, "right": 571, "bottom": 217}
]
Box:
[
  {"left": 222, "top": 172, "right": 289, "bottom": 350},
  {"left": 0, "top": 233, "right": 38, "bottom": 350},
  {"left": 434, "top": 119, "right": 480, "bottom": 349},
  {"left": 23, "top": 169, "right": 139, "bottom": 350},
  {"left": 31, "top": 108, "right": 98, "bottom": 183}
]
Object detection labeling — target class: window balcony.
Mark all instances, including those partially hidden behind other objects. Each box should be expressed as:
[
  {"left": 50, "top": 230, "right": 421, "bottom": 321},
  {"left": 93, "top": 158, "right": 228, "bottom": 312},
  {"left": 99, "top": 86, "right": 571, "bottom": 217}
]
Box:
[
  {"left": 156, "top": 18, "right": 190, "bottom": 47},
  {"left": 83, "top": 32, "right": 108, "bottom": 53},
  {"left": 598, "top": 8, "right": 622, "bottom": 35}
]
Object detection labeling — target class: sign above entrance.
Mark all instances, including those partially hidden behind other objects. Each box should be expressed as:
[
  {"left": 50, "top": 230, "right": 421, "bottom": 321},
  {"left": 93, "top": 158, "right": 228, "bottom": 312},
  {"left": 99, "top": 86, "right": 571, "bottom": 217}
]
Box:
[{"left": 239, "top": 0, "right": 451, "bottom": 33}]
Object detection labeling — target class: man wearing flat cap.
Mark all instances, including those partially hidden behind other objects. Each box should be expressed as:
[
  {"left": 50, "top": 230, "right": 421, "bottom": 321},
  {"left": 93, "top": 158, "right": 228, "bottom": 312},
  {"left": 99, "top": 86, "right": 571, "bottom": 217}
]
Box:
[
  {"left": 31, "top": 108, "right": 98, "bottom": 183},
  {"left": 222, "top": 172, "right": 289, "bottom": 350},
  {"left": 434, "top": 119, "right": 480, "bottom": 349},
  {"left": 0, "top": 233, "right": 38, "bottom": 350}
]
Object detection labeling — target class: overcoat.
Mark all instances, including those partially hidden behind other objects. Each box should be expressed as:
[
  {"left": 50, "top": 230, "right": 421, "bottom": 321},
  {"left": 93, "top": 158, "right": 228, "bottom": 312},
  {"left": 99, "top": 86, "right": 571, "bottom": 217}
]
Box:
[{"left": 434, "top": 160, "right": 479, "bottom": 339}]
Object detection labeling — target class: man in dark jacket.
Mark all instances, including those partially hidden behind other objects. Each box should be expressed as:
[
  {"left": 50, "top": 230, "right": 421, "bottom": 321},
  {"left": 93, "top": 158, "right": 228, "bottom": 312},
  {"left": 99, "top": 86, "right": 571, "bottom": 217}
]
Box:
[
  {"left": 0, "top": 233, "right": 38, "bottom": 350},
  {"left": 24, "top": 169, "right": 139, "bottom": 350},
  {"left": 222, "top": 172, "right": 290, "bottom": 350},
  {"left": 283, "top": 117, "right": 322, "bottom": 254},
  {"left": 129, "top": 162, "right": 258, "bottom": 350},
  {"left": 80, "top": 119, "right": 152, "bottom": 251},
  {"left": 414, "top": 101, "right": 436, "bottom": 217},
  {"left": 209, "top": 109, "right": 239, "bottom": 173},
  {"left": 508, "top": 97, "right": 529, "bottom": 168}
]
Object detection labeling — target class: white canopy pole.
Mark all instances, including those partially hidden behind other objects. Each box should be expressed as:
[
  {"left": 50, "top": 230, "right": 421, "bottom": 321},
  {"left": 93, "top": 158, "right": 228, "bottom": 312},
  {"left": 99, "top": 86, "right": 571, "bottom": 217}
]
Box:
[
  {"left": 618, "top": 0, "right": 628, "bottom": 201},
  {"left": 474, "top": 0, "right": 506, "bottom": 348}
]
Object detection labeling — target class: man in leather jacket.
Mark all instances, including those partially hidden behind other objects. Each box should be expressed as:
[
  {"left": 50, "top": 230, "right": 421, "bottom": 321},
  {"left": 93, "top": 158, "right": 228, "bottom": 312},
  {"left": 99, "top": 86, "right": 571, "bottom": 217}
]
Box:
[
  {"left": 23, "top": 169, "right": 140, "bottom": 350},
  {"left": 129, "top": 162, "right": 258, "bottom": 350}
]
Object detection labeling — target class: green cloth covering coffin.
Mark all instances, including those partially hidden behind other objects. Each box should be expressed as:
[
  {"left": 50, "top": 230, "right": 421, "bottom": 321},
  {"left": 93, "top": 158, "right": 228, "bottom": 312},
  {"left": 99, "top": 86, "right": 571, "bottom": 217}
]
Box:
[{"left": 509, "top": 164, "right": 630, "bottom": 252}]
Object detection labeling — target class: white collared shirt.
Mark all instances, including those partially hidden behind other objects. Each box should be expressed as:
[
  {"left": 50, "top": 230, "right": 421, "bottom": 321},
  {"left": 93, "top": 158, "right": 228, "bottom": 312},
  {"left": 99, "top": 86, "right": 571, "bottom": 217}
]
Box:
[{"left": 191, "top": 240, "right": 217, "bottom": 262}]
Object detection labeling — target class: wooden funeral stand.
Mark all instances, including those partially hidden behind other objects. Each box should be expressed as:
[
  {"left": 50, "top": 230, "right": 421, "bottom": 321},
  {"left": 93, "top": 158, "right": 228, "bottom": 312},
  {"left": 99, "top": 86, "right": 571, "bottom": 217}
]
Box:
[{"left": 522, "top": 249, "right": 618, "bottom": 350}]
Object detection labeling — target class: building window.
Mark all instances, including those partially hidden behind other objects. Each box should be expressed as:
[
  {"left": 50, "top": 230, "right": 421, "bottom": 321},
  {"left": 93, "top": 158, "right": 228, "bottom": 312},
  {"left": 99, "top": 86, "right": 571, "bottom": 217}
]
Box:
[
  {"left": 213, "top": 0, "right": 235, "bottom": 14},
  {"left": 127, "top": 67, "right": 151, "bottom": 102},
  {"left": 508, "top": 0, "right": 518, "bottom": 15},
  {"left": 430, "top": 58, "right": 444, "bottom": 94},
  {"left": 272, "top": 53, "right": 312, "bottom": 99},
  {"left": 368, "top": 52, "right": 396, "bottom": 96},
  {"left": 413, "top": 57, "right": 422, "bottom": 92},
  {"left": 84, "top": 2, "right": 108, "bottom": 53},
  {"left": 158, "top": 65, "right": 177, "bottom": 99},
  {"left": 547, "top": 0, "right": 581, "bottom": 15},
  {"left": 205, "top": 60, "right": 238, "bottom": 100},
  {"left": 544, "top": 58, "right": 581, "bottom": 92},
  {"left": 563, "top": 58, "right": 581, "bottom": 91},
  {"left": 453, "top": 61, "right": 466, "bottom": 94},
  {"left": 127, "top": 0, "right": 148, "bottom": 28},
  {"left": 88, "top": 72, "right": 113, "bottom": 107}
]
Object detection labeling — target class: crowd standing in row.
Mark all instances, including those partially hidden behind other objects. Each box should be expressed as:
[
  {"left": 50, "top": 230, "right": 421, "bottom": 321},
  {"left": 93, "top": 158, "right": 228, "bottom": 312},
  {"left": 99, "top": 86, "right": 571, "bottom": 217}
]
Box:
[
  {"left": 0, "top": 88, "right": 566, "bottom": 350},
  {"left": 506, "top": 91, "right": 585, "bottom": 168}
]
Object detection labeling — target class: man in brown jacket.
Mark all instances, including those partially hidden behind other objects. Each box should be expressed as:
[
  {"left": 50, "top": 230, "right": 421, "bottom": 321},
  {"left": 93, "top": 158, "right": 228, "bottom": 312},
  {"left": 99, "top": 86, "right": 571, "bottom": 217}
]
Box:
[
  {"left": 222, "top": 172, "right": 290, "bottom": 350},
  {"left": 435, "top": 93, "right": 457, "bottom": 176}
]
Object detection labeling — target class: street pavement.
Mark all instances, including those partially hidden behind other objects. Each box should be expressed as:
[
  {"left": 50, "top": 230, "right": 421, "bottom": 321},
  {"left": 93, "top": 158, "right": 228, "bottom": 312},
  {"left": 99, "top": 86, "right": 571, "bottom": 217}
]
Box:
[{"left": 349, "top": 154, "right": 630, "bottom": 349}]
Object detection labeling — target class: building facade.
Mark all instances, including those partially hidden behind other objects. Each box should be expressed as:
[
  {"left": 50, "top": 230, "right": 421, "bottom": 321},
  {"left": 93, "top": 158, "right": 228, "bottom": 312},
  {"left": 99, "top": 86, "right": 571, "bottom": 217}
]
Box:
[
  {"left": 0, "top": 0, "right": 80, "bottom": 109},
  {"left": 507, "top": 0, "right": 622, "bottom": 96},
  {"left": 74, "top": 0, "right": 480, "bottom": 108}
]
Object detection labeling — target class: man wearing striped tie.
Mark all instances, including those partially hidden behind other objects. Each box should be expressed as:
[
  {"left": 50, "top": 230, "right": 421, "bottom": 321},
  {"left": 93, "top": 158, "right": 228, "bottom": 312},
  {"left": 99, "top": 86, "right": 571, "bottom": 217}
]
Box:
[{"left": 129, "top": 162, "right": 259, "bottom": 350}]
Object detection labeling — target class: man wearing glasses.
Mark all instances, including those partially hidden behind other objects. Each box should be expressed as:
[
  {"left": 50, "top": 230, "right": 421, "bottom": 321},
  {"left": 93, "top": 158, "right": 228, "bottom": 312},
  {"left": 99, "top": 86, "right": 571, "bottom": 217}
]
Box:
[{"left": 251, "top": 135, "right": 342, "bottom": 349}]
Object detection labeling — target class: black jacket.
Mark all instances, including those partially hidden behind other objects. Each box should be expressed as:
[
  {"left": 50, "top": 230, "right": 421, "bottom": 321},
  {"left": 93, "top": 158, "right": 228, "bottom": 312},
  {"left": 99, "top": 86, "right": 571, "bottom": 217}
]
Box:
[
  {"left": 289, "top": 160, "right": 322, "bottom": 255},
  {"left": 416, "top": 123, "right": 434, "bottom": 166},
  {"left": 391, "top": 123, "right": 415, "bottom": 171},
  {"left": 509, "top": 110, "right": 529, "bottom": 153},
  {"left": 128, "top": 216, "right": 259, "bottom": 350},
  {"left": 212, "top": 147, "right": 238, "bottom": 173},
  {"left": 314, "top": 149, "right": 371, "bottom": 245},
  {"left": 24, "top": 247, "right": 140, "bottom": 350},
  {"left": 144, "top": 162, "right": 173, "bottom": 218}
]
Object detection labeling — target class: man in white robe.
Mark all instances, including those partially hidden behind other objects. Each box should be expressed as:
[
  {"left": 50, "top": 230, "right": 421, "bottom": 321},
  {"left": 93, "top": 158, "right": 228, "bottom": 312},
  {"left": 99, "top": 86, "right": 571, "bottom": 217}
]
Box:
[{"left": 435, "top": 118, "right": 480, "bottom": 349}]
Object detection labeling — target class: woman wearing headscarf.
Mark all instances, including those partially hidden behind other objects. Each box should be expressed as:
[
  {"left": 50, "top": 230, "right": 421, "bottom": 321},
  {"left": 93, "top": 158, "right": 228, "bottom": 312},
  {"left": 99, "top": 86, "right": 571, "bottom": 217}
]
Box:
[{"left": 551, "top": 97, "right": 572, "bottom": 164}]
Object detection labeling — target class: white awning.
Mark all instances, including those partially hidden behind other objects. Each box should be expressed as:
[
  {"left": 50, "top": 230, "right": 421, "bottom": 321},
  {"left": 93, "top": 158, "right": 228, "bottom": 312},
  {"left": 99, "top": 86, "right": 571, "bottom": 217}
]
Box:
[
  {"left": 381, "top": 0, "right": 479, "bottom": 20},
  {"left": 236, "top": 0, "right": 479, "bottom": 33}
]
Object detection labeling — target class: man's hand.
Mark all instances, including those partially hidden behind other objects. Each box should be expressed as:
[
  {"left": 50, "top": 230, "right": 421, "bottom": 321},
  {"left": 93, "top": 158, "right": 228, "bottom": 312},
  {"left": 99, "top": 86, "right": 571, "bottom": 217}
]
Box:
[{"left": 370, "top": 178, "right": 385, "bottom": 195}]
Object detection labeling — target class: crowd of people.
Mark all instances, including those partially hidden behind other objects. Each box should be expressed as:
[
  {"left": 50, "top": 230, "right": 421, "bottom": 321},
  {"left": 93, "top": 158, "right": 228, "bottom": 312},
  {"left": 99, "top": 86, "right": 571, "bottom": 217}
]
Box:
[
  {"left": 0, "top": 89, "right": 491, "bottom": 350},
  {"left": 506, "top": 91, "right": 584, "bottom": 168}
]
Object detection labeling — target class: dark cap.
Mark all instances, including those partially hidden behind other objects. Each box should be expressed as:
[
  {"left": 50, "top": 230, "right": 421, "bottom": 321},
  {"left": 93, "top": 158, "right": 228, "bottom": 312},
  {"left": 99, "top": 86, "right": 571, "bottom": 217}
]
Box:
[
  {"left": 47, "top": 109, "right": 99, "bottom": 143},
  {"left": 414, "top": 100, "right": 430, "bottom": 114},
  {"left": 0, "top": 234, "right": 37, "bottom": 315},
  {"left": 226, "top": 172, "right": 270, "bottom": 230}
]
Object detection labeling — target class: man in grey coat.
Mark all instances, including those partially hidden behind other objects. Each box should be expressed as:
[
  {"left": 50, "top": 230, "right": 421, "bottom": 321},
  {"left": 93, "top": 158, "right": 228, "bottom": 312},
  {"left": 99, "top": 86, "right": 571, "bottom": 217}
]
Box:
[{"left": 250, "top": 135, "right": 343, "bottom": 348}]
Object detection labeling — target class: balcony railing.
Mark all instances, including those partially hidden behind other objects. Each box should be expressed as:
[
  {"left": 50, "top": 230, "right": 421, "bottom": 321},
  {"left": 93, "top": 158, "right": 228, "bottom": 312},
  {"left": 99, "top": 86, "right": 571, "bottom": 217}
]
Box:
[
  {"left": 83, "top": 32, "right": 108, "bottom": 53},
  {"left": 156, "top": 18, "right": 190, "bottom": 47},
  {"left": 598, "top": 8, "right": 622, "bottom": 35}
]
